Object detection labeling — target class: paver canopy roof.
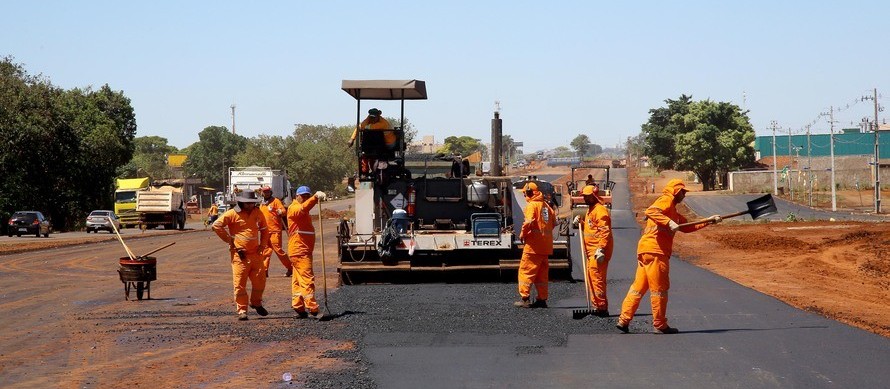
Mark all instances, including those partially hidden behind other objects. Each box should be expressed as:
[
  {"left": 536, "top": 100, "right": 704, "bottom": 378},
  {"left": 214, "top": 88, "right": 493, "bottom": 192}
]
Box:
[{"left": 341, "top": 79, "right": 427, "bottom": 100}]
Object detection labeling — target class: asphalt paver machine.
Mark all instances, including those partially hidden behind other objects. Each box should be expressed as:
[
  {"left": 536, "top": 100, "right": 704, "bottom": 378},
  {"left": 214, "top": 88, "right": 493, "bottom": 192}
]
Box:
[{"left": 336, "top": 79, "right": 570, "bottom": 284}]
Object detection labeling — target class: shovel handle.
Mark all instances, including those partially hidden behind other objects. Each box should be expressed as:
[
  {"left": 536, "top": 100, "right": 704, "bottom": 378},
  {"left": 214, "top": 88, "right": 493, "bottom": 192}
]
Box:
[
  {"left": 677, "top": 210, "right": 749, "bottom": 228},
  {"left": 139, "top": 242, "right": 176, "bottom": 259}
]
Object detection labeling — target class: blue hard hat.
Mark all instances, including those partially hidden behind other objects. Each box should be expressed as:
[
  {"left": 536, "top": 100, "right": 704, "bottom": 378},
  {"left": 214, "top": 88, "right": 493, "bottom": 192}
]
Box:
[{"left": 296, "top": 186, "right": 311, "bottom": 195}]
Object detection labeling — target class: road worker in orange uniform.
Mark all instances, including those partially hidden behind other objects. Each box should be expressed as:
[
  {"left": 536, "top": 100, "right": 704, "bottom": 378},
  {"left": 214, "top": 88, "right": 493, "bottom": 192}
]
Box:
[
  {"left": 259, "top": 185, "right": 291, "bottom": 277},
  {"left": 206, "top": 203, "right": 219, "bottom": 226},
  {"left": 287, "top": 185, "right": 327, "bottom": 319},
  {"left": 514, "top": 182, "right": 556, "bottom": 308},
  {"left": 616, "top": 179, "right": 721, "bottom": 334},
  {"left": 572, "top": 185, "right": 613, "bottom": 317},
  {"left": 348, "top": 108, "right": 395, "bottom": 148},
  {"left": 212, "top": 191, "right": 271, "bottom": 321}
]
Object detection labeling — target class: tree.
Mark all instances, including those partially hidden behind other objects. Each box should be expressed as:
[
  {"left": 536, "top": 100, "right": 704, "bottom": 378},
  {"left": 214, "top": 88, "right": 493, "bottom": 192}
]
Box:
[
  {"left": 570, "top": 134, "right": 591, "bottom": 157},
  {"left": 183, "top": 126, "right": 247, "bottom": 189},
  {"left": 0, "top": 57, "right": 136, "bottom": 230},
  {"left": 281, "top": 124, "right": 353, "bottom": 192},
  {"left": 640, "top": 95, "right": 755, "bottom": 190},
  {"left": 439, "top": 136, "right": 483, "bottom": 157},
  {"left": 388, "top": 116, "right": 417, "bottom": 146},
  {"left": 119, "top": 136, "right": 178, "bottom": 180},
  {"left": 551, "top": 146, "right": 575, "bottom": 158}
]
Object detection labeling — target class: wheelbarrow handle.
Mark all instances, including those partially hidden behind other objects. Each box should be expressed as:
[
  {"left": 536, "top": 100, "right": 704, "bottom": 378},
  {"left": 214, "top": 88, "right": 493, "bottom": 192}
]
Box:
[
  {"left": 138, "top": 242, "right": 176, "bottom": 259},
  {"left": 677, "top": 210, "right": 749, "bottom": 228}
]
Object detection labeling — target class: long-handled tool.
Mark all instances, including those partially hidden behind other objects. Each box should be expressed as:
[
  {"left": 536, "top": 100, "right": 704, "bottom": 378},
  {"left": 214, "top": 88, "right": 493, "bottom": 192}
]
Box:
[
  {"left": 572, "top": 225, "right": 595, "bottom": 319},
  {"left": 317, "top": 199, "right": 335, "bottom": 321},
  {"left": 137, "top": 242, "right": 176, "bottom": 260},
  {"left": 677, "top": 194, "right": 778, "bottom": 228},
  {"left": 110, "top": 220, "right": 136, "bottom": 260}
]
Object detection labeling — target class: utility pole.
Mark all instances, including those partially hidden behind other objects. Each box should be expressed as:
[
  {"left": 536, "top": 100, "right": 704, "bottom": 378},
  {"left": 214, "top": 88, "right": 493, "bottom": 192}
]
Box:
[
  {"left": 806, "top": 124, "right": 812, "bottom": 207},
  {"left": 769, "top": 120, "right": 779, "bottom": 196},
  {"left": 862, "top": 88, "right": 881, "bottom": 213},
  {"left": 829, "top": 106, "right": 837, "bottom": 211},
  {"left": 225, "top": 103, "right": 235, "bottom": 135},
  {"left": 788, "top": 127, "right": 794, "bottom": 201}
]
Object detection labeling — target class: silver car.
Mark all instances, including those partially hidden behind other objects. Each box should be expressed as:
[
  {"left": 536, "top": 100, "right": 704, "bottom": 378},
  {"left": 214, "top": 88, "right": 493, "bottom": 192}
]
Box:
[{"left": 85, "top": 210, "right": 121, "bottom": 233}]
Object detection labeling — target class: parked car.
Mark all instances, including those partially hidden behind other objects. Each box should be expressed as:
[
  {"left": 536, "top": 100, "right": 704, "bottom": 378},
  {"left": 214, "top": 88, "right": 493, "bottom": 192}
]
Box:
[
  {"left": 85, "top": 210, "right": 121, "bottom": 233},
  {"left": 7, "top": 211, "right": 52, "bottom": 238}
]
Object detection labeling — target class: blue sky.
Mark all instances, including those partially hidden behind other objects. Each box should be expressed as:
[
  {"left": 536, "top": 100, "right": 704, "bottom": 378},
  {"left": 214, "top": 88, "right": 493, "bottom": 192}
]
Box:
[{"left": 3, "top": 1, "right": 888, "bottom": 152}]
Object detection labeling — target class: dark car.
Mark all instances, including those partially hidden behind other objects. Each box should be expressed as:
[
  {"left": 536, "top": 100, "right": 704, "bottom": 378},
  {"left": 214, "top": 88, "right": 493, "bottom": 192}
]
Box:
[{"left": 7, "top": 211, "right": 52, "bottom": 238}]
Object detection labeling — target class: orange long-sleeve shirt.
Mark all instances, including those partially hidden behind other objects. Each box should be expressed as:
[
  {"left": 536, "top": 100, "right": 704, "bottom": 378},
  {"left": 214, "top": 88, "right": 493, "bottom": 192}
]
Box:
[
  {"left": 520, "top": 191, "right": 555, "bottom": 255},
  {"left": 212, "top": 207, "right": 270, "bottom": 253},
  {"left": 286, "top": 195, "right": 319, "bottom": 257},
  {"left": 349, "top": 116, "right": 395, "bottom": 145},
  {"left": 637, "top": 179, "right": 709, "bottom": 257},
  {"left": 583, "top": 202, "right": 613, "bottom": 256},
  {"left": 259, "top": 197, "right": 286, "bottom": 233}
]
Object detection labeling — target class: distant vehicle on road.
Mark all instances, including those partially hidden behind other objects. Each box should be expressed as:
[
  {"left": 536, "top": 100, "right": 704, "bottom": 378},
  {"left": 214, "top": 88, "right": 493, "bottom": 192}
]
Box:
[
  {"left": 85, "top": 210, "right": 121, "bottom": 233},
  {"left": 7, "top": 211, "right": 52, "bottom": 238}
]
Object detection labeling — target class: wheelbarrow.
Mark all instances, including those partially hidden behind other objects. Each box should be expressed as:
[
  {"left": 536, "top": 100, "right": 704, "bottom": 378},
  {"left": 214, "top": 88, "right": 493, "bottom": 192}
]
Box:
[
  {"left": 116, "top": 242, "right": 175, "bottom": 301},
  {"left": 118, "top": 256, "right": 157, "bottom": 300}
]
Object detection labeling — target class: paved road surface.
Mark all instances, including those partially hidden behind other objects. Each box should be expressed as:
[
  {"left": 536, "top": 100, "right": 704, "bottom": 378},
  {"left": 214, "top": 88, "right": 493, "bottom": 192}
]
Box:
[{"left": 353, "top": 168, "right": 890, "bottom": 388}]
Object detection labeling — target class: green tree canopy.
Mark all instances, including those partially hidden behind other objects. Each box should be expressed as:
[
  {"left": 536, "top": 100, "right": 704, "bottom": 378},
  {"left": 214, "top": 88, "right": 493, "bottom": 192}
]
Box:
[
  {"left": 0, "top": 57, "right": 136, "bottom": 230},
  {"left": 183, "top": 126, "right": 247, "bottom": 189},
  {"left": 439, "top": 135, "right": 483, "bottom": 157},
  {"left": 570, "top": 134, "right": 591, "bottom": 157},
  {"left": 119, "top": 136, "right": 178, "bottom": 180},
  {"left": 641, "top": 95, "right": 755, "bottom": 190}
]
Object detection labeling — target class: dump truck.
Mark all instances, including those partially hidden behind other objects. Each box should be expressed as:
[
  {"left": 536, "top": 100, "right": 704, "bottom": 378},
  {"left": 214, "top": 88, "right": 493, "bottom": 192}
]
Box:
[
  {"left": 226, "top": 166, "right": 292, "bottom": 206},
  {"left": 336, "top": 79, "right": 570, "bottom": 284},
  {"left": 135, "top": 182, "right": 186, "bottom": 230},
  {"left": 114, "top": 177, "right": 150, "bottom": 228}
]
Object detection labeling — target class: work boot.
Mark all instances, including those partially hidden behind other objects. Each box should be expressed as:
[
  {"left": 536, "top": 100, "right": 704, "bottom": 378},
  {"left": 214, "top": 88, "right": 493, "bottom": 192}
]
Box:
[
  {"left": 616, "top": 320, "right": 630, "bottom": 333},
  {"left": 513, "top": 298, "right": 530, "bottom": 308},
  {"left": 309, "top": 310, "right": 320, "bottom": 320},
  {"left": 654, "top": 326, "right": 680, "bottom": 334},
  {"left": 251, "top": 305, "right": 269, "bottom": 317},
  {"left": 592, "top": 309, "right": 610, "bottom": 318},
  {"left": 529, "top": 299, "right": 548, "bottom": 308},
  {"left": 294, "top": 309, "right": 308, "bottom": 319},
  {"left": 237, "top": 312, "right": 249, "bottom": 321},
  {"left": 285, "top": 269, "right": 293, "bottom": 277}
]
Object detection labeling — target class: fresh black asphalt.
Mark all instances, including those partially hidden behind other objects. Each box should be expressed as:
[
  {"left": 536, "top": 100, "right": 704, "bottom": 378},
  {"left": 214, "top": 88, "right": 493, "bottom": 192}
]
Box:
[{"left": 298, "top": 169, "right": 890, "bottom": 388}]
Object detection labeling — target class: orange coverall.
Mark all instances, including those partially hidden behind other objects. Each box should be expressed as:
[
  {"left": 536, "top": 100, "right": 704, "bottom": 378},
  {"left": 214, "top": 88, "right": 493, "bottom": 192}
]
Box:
[
  {"left": 518, "top": 188, "right": 555, "bottom": 301},
  {"left": 583, "top": 201, "right": 613, "bottom": 311},
  {"left": 619, "top": 179, "right": 709, "bottom": 330},
  {"left": 287, "top": 195, "right": 320, "bottom": 313},
  {"left": 212, "top": 207, "right": 270, "bottom": 314},
  {"left": 260, "top": 196, "right": 290, "bottom": 273}
]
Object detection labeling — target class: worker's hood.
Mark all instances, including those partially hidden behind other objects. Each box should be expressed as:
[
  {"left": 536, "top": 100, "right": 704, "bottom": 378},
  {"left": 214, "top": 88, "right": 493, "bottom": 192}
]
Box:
[{"left": 663, "top": 179, "right": 687, "bottom": 197}]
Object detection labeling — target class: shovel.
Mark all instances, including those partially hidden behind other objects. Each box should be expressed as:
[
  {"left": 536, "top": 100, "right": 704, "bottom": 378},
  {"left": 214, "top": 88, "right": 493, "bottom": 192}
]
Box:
[
  {"left": 317, "top": 199, "right": 335, "bottom": 322},
  {"left": 572, "top": 226, "right": 595, "bottom": 320},
  {"left": 678, "top": 194, "right": 778, "bottom": 227}
]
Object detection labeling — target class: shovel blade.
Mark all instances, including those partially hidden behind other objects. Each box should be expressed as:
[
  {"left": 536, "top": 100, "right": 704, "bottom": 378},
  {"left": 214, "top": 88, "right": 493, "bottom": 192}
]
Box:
[{"left": 746, "top": 194, "right": 778, "bottom": 220}]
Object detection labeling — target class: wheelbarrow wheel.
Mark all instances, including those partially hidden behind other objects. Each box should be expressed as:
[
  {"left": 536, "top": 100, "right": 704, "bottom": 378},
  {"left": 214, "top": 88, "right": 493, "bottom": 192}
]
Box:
[{"left": 136, "top": 282, "right": 145, "bottom": 300}]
